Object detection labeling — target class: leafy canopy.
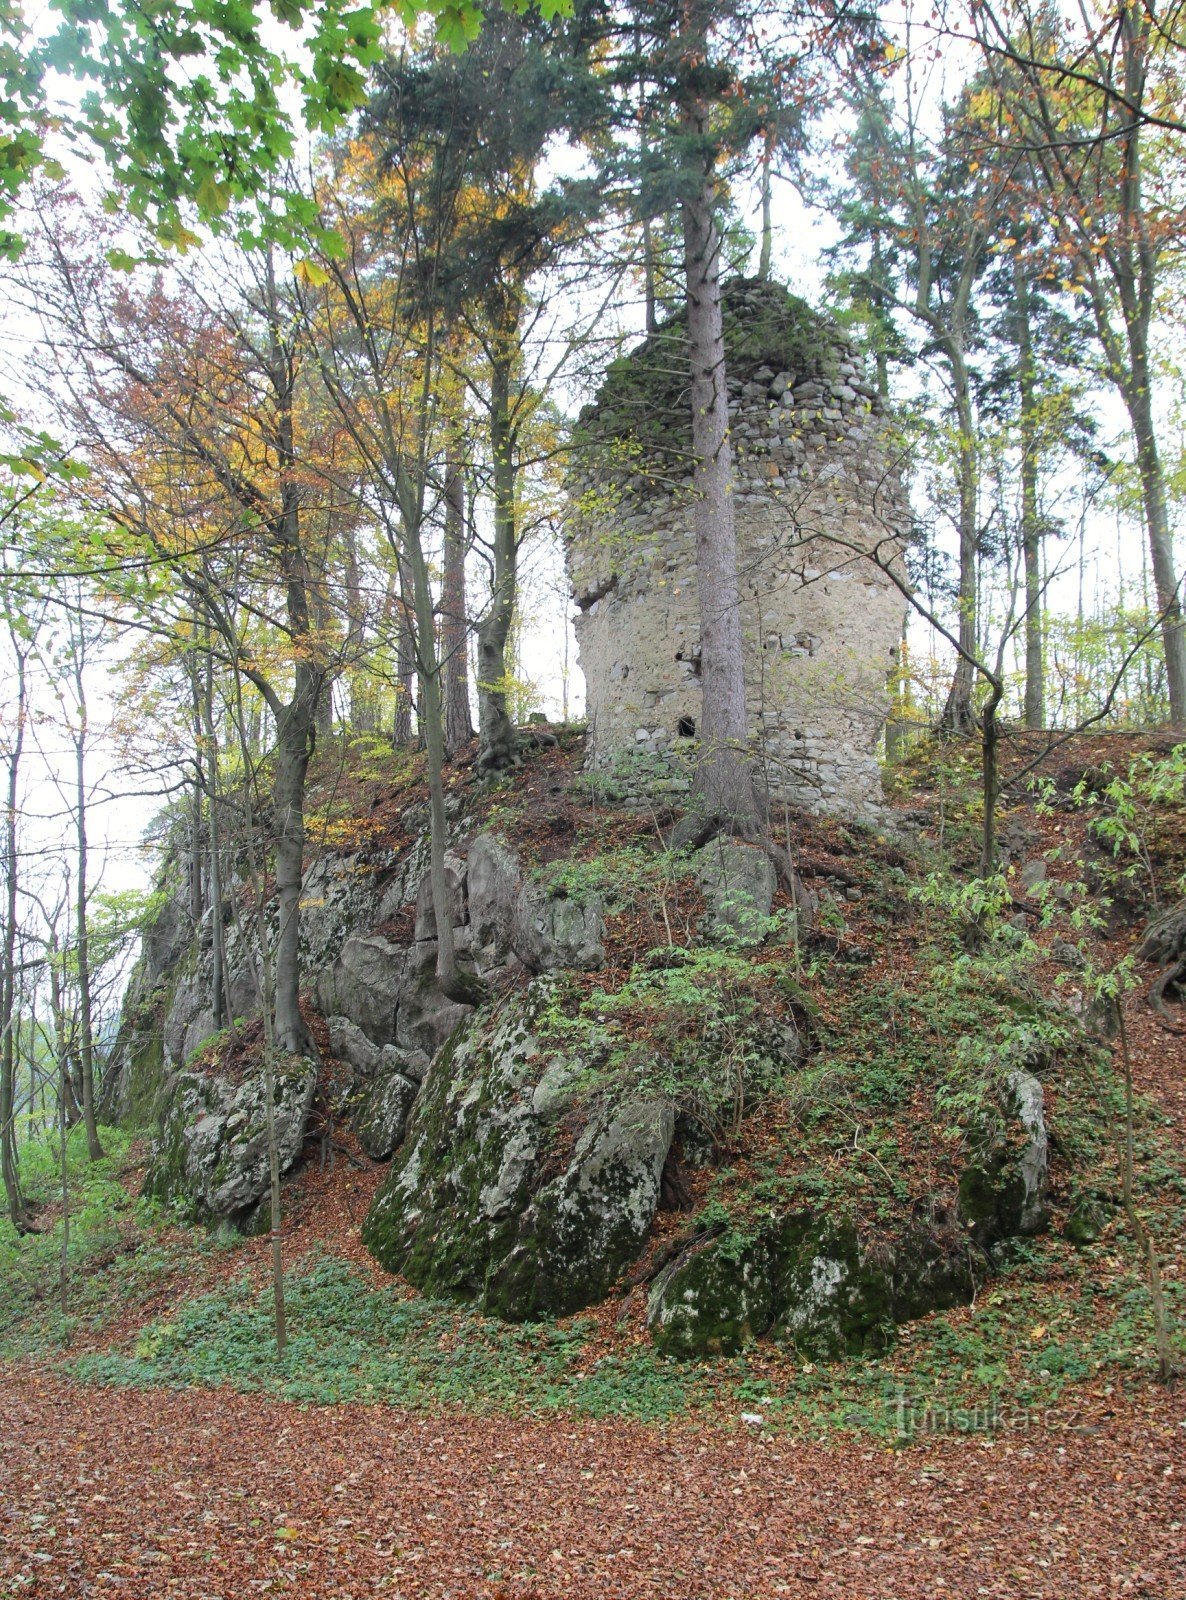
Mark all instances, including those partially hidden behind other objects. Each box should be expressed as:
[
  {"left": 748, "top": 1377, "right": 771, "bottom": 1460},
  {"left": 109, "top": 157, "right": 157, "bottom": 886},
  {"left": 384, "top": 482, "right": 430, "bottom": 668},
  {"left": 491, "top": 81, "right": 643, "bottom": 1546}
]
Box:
[{"left": 1, "top": 0, "right": 572, "bottom": 259}]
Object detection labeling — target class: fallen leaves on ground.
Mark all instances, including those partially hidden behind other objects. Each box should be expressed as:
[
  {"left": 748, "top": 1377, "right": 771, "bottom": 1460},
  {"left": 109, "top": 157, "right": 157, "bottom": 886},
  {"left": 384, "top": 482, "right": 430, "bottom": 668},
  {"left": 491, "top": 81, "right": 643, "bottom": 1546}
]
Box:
[{"left": 2, "top": 1369, "right": 1183, "bottom": 1599}]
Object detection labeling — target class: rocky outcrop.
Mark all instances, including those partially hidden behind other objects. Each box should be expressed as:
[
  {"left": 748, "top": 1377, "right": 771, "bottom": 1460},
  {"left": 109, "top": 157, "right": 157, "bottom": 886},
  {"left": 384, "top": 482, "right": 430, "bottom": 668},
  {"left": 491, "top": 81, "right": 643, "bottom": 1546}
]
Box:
[
  {"left": 143, "top": 1056, "right": 317, "bottom": 1228},
  {"left": 362, "top": 979, "right": 673, "bottom": 1319},
  {"left": 694, "top": 839, "right": 778, "bottom": 944},
  {"left": 648, "top": 1069, "right": 1050, "bottom": 1359}
]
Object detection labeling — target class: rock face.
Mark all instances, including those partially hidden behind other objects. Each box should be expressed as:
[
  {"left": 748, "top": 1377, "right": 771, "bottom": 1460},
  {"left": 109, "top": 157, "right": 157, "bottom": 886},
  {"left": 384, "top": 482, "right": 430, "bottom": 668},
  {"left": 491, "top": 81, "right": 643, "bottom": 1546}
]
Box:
[
  {"left": 694, "top": 839, "right": 778, "bottom": 944},
  {"left": 362, "top": 980, "right": 674, "bottom": 1319},
  {"left": 566, "top": 277, "right": 910, "bottom": 821},
  {"left": 143, "top": 1057, "right": 318, "bottom": 1228},
  {"left": 648, "top": 1069, "right": 1050, "bottom": 1359}
]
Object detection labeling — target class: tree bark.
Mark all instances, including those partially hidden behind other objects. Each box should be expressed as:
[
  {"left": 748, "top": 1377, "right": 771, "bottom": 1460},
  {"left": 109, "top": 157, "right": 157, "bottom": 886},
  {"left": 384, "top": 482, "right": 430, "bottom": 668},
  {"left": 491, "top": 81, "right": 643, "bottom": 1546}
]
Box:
[
  {"left": 678, "top": 66, "right": 760, "bottom": 827},
  {"left": 1, "top": 642, "right": 29, "bottom": 1230},
  {"left": 476, "top": 339, "right": 520, "bottom": 776},
  {"left": 1127, "top": 339, "right": 1186, "bottom": 728},
  {"left": 442, "top": 446, "right": 474, "bottom": 758},
  {"left": 938, "top": 341, "right": 980, "bottom": 737},
  {"left": 1015, "top": 259, "right": 1044, "bottom": 730},
  {"left": 73, "top": 710, "right": 103, "bottom": 1161}
]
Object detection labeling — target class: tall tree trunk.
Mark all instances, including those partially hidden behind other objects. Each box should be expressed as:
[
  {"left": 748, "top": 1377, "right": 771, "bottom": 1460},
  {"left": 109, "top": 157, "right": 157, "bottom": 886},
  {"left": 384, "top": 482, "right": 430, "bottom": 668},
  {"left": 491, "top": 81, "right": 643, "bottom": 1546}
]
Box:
[
  {"left": 938, "top": 345, "right": 980, "bottom": 737},
  {"left": 408, "top": 520, "right": 486, "bottom": 1007},
  {"left": 203, "top": 639, "right": 226, "bottom": 1031},
  {"left": 271, "top": 670, "right": 316, "bottom": 1058},
  {"left": 679, "top": 69, "right": 760, "bottom": 826},
  {"left": 393, "top": 559, "right": 417, "bottom": 749},
  {"left": 442, "top": 447, "right": 474, "bottom": 758},
  {"left": 70, "top": 662, "right": 103, "bottom": 1162},
  {"left": 342, "top": 524, "right": 375, "bottom": 733},
  {"left": 476, "top": 342, "right": 520, "bottom": 776},
  {"left": 1127, "top": 339, "right": 1186, "bottom": 728},
  {"left": 758, "top": 126, "right": 774, "bottom": 281},
  {"left": 1, "top": 645, "right": 28, "bottom": 1230},
  {"left": 1015, "top": 259, "right": 1044, "bottom": 730}
]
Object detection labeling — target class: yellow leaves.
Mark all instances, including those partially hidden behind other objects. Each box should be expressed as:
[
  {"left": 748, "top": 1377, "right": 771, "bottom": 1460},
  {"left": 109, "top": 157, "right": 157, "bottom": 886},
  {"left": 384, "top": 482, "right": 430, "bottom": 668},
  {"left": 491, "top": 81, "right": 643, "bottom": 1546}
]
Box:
[{"left": 295, "top": 258, "right": 330, "bottom": 288}]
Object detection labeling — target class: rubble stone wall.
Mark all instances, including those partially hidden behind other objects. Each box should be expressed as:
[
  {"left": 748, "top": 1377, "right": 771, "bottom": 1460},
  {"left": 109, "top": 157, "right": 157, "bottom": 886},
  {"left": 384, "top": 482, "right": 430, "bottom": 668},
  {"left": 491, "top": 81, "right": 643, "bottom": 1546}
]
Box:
[{"left": 565, "top": 279, "right": 910, "bottom": 820}]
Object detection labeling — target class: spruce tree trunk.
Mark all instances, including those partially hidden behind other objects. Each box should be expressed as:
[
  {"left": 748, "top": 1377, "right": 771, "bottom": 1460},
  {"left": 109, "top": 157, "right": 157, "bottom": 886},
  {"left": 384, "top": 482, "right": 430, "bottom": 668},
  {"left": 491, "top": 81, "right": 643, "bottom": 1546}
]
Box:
[
  {"left": 679, "top": 82, "right": 759, "bottom": 826},
  {"left": 476, "top": 347, "right": 519, "bottom": 776},
  {"left": 758, "top": 128, "right": 774, "bottom": 281},
  {"left": 1015, "top": 261, "right": 1044, "bottom": 730},
  {"left": 442, "top": 448, "right": 474, "bottom": 758}
]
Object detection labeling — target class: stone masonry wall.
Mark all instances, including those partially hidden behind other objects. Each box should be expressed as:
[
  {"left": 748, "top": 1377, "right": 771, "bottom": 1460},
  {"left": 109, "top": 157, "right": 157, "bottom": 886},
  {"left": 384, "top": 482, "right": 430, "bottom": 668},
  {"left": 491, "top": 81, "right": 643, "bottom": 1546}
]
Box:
[{"left": 565, "top": 279, "right": 909, "bottom": 821}]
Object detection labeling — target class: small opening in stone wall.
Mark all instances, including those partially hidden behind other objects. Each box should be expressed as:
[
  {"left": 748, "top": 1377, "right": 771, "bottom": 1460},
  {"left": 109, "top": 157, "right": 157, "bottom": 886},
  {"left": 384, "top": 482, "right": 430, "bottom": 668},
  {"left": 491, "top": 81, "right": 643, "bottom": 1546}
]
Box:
[
  {"left": 677, "top": 716, "right": 696, "bottom": 739},
  {"left": 674, "top": 651, "right": 701, "bottom": 678}
]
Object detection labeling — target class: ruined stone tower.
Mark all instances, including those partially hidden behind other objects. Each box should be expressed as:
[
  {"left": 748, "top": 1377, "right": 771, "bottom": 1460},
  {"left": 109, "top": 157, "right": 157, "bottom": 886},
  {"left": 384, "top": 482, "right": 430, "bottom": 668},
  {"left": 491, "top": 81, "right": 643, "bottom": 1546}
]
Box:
[{"left": 564, "top": 278, "right": 909, "bottom": 820}]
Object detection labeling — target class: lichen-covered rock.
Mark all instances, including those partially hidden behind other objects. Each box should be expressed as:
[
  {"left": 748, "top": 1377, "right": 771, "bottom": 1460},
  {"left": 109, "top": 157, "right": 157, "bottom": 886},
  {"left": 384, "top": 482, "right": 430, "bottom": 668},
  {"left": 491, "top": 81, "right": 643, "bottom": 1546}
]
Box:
[
  {"left": 649, "top": 1209, "right": 975, "bottom": 1360},
  {"left": 313, "top": 936, "right": 405, "bottom": 1045},
  {"left": 353, "top": 1065, "right": 420, "bottom": 1160},
  {"left": 362, "top": 980, "right": 673, "bottom": 1319},
  {"left": 467, "top": 834, "right": 522, "bottom": 960},
  {"left": 143, "top": 1057, "right": 317, "bottom": 1227},
  {"left": 511, "top": 886, "right": 605, "bottom": 973},
  {"left": 650, "top": 1073, "right": 1050, "bottom": 1360},
  {"left": 693, "top": 839, "right": 777, "bottom": 944},
  {"left": 957, "top": 1068, "right": 1049, "bottom": 1241},
  {"left": 327, "top": 1014, "right": 384, "bottom": 1077}
]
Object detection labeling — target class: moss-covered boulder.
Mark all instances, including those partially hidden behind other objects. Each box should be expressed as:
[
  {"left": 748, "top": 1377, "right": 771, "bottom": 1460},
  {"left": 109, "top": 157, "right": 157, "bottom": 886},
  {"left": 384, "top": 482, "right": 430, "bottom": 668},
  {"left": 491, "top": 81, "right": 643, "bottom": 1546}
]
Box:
[
  {"left": 957, "top": 1068, "right": 1049, "bottom": 1242},
  {"left": 362, "top": 979, "right": 674, "bottom": 1319},
  {"left": 650, "top": 1071, "right": 1050, "bottom": 1359},
  {"left": 649, "top": 1209, "right": 976, "bottom": 1360},
  {"left": 143, "top": 1057, "right": 317, "bottom": 1228},
  {"left": 353, "top": 1066, "right": 420, "bottom": 1160}
]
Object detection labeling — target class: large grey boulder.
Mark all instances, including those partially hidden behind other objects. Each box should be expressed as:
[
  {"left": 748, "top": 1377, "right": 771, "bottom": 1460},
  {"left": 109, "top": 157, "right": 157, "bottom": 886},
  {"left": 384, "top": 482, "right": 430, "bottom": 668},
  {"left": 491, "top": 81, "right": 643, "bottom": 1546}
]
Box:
[
  {"left": 511, "top": 886, "right": 605, "bottom": 973},
  {"left": 693, "top": 839, "right": 777, "bottom": 944},
  {"left": 313, "top": 936, "right": 405, "bottom": 1045},
  {"left": 143, "top": 1057, "right": 317, "bottom": 1227},
  {"left": 353, "top": 1064, "right": 420, "bottom": 1159},
  {"left": 327, "top": 1014, "right": 383, "bottom": 1077},
  {"left": 362, "top": 979, "right": 673, "bottom": 1318},
  {"left": 467, "top": 834, "right": 523, "bottom": 960}
]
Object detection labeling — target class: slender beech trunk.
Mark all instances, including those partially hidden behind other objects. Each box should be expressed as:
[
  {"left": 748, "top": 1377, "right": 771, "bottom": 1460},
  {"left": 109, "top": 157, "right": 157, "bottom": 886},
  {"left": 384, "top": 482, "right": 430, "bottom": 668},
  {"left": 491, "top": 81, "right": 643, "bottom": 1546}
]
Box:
[
  {"left": 49, "top": 936, "right": 70, "bottom": 1321},
  {"left": 262, "top": 249, "right": 322, "bottom": 1058},
  {"left": 407, "top": 519, "right": 486, "bottom": 1006},
  {"left": 72, "top": 698, "right": 103, "bottom": 1161},
  {"left": 1, "top": 645, "right": 28, "bottom": 1229},
  {"left": 202, "top": 641, "right": 225, "bottom": 1031},
  {"left": 939, "top": 342, "right": 980, "bottom": 737},
  {"left": 678, "top": 51, "right": 760, "bottom": 826},
  {"left": 476, "top": 339, "right": 520, "bottom": 776},
  {"left": 393, "top": 559, "right": 417, "bottom": 748},
  {"left": 442, "top": 447, "right": 474, "bottom": 758},
  {"left": 1015, "top": 261, "right": 1044, "bottom": 730},
  {"left": 1127, "top": 340, "right": 1186, "bottom": 728},
  {"left": 271, "top": 667, "right": 316, "bottom": 1057}
]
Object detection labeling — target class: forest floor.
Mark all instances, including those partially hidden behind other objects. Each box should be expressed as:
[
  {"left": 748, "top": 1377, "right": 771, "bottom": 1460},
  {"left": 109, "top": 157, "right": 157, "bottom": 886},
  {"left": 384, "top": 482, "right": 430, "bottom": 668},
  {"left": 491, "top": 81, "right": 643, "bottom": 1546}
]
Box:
[{"left": 2, "top": 729, "right": 1185, "bottom": 1598}]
